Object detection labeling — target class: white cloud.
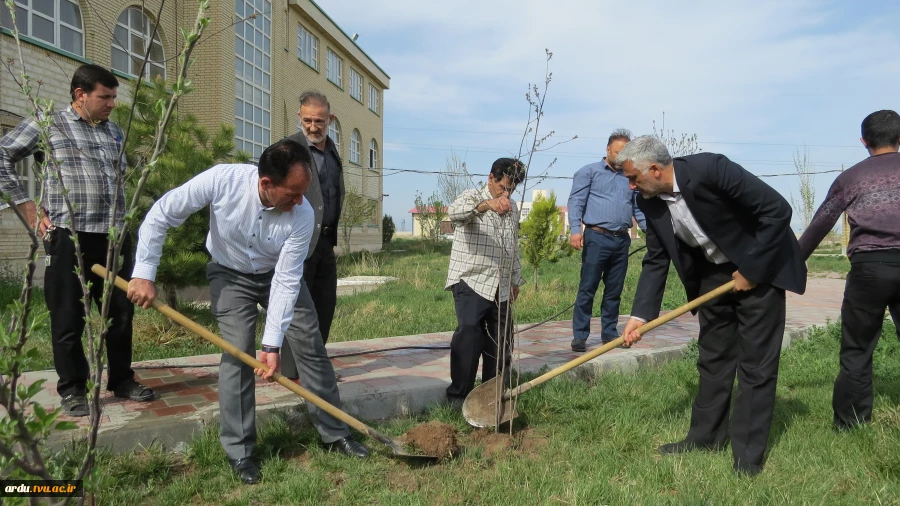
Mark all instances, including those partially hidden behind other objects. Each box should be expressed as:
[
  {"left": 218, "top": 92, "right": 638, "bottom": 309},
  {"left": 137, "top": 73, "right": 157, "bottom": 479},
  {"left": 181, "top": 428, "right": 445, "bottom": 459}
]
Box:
[{"left": 315, "top": 0, "right": 900, "bottom": 224}]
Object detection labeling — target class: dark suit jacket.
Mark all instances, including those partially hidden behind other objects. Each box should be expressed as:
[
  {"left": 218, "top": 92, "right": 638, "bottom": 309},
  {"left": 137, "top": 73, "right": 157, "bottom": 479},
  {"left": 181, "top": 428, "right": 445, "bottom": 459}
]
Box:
[
  {"left": 285, "top": 132, "right": 345, "bottom": 255},
  {"left": 630, "top": 153, "right": 806, "bottom": 321}
]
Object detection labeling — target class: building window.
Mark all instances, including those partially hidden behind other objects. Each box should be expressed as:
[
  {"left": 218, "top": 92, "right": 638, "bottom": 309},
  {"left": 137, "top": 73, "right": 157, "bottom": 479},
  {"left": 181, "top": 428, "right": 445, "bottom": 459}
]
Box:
[
  {"left": 297, "top": 24, "right": 317, "bottom": 70},
  {"left": 368, "top": 84, "right": 379, "bottom": 114},
  {"left": 0, "top": 122, "right": 33, "bottom": 198},
  {"left": 1, "top": 0, "right": 84, "bottom": 56},
  {"left": 234, "top": 0, "right": 271, "bottom": 160},
  {"left": 369, "top": 198, "right": 379, "bottom": 226},
  {"left": 328, "top": 117, "right": 341, "bottom": 153},
  {"left": 326, "top": 49, "right": 342, "bottom": 88},
  {"left": 111, "top": 7, "right": 165, "bottom": 79},
  {"left": 349, "top": 129, "right": 361, "bottom": 165},
  {"left": 368, "top": 139, "right": 378, "bottom": 169},
  {"left": 349, "top": 68, "right": 363, "bottom": 102}
]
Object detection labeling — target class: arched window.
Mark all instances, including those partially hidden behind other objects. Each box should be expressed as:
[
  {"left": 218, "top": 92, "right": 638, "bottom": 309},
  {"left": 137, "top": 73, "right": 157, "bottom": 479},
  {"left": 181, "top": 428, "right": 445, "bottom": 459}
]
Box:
[
  {"left": 0, "top": 0, "right": 85, "bottom": 56},
  {"left": 111, "top": 7, "right": 165, "bottom": 79},
  {"left": 328, "top": 117, "right": 341, "bottom": 153},
  {"left": 349, "top": 129, "right": 361, "bottom": 165},
  {"left": 369, "top": 139, "right": 378, "bottom": 169}
]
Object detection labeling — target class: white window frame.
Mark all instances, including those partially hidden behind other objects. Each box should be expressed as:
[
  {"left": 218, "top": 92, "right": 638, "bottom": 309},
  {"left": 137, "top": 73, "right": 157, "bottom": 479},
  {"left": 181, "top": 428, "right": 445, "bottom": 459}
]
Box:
[
  {"left": 368, "top": 139, "right": 378, "bottom": 169},
  {"left": 326, "top": 49, "right": 343, "bottom": 88},
  {"left": 368, "top": 84, "right": 379, "bottom": 114},
  {"left": 297, "top": 24, "right": 318, "bottom": 70},
  {"left": 0, "top": 123, "right": 33, "bottom": 198},
  {"left": 349, "top": 68, "right": 363, "bottom": 102},
  {"left": 349, "top": 129, "right": 361, "bottom": 165},
  {"left": 328, "top": 118, "right": 341, "bottom": 153},
  {"left": 111, "top": 7, "right": 166, "bottom": 79},
  {"left": 1, "top": 0, "right": 85, "bottom": 56},
  {"left": 234, "top": 0, "right": 272, "bottom": 160}
]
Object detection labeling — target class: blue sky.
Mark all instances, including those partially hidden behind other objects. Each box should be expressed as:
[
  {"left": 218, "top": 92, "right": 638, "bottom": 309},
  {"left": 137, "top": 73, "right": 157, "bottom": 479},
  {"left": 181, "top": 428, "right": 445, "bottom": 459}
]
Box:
[{"left": 318, "top": 0, "right": 900, "bottom": 233}]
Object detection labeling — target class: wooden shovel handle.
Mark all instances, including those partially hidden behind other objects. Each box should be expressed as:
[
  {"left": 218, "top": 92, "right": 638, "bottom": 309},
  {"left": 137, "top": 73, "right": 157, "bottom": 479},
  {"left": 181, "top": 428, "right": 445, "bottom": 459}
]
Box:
[
  {"left": 507, "top": 280, "right": 735, "bottom": 398},
  {"left": 91, "top": 264, "right": 381, "bottom": 438}
]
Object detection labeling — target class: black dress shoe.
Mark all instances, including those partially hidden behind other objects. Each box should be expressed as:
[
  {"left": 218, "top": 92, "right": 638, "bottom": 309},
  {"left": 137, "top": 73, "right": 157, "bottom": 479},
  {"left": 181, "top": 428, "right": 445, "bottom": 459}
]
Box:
[
  {"left": 658, "top": 439, "right": 725, "bottom": 454},
  {"left": 228, "top": 457, "right": 261, "bottom": 484},
  {"left": 571, "top": 340, "right": 587, "bottom": 352},
  {"left": 327, "top": 436, "right": 370, "bottom": 459},
  {"left": 733, "top": 460, "right": 763, "bottom": 477},
  {"left": 61, "top": 394, "right": 89, "bottom": 417}
]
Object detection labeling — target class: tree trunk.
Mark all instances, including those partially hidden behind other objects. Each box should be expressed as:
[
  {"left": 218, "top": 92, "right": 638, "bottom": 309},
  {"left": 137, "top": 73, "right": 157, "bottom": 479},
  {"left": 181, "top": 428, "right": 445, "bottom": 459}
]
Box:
[
  {"left": 532, "top": 267, "right": 538, "bottom": 291},
  {"left": 163, "top": 284, "right": 179, "bottom": 311}
]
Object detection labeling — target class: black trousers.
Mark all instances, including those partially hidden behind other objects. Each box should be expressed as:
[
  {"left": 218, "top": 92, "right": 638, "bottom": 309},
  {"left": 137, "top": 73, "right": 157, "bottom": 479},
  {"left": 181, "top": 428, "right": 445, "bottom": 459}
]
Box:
[
  {"left": 834, "top": 259, "right": 900, "bottom": 428},
  {"left": 281, "top": 233, "right": 338, "bottom": 378},
  {"left": 44, "top": 229, "right": 136, "bottom": 397},
  {"left": 686, "top": 262, "right": 786, "bottom": 468},
  {"left": 446, "top": 281, "right": 514, "bottom": 403}
]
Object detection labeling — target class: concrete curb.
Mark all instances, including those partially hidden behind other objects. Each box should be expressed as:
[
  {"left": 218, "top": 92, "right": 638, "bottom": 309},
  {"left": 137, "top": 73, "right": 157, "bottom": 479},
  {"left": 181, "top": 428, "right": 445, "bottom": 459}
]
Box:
[{"left": 46, "top": 328, "right": 811, "bottom": 455}]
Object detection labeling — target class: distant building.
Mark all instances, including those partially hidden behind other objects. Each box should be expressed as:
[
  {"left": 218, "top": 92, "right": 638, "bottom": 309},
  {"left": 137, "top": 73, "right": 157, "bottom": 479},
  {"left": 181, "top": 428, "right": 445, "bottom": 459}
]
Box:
[
  {"left": 409, "top": 206, "right": 451, "bottom": 238},
  {"left": 0, "top": 0, "right": 390, "bottom": 279}
]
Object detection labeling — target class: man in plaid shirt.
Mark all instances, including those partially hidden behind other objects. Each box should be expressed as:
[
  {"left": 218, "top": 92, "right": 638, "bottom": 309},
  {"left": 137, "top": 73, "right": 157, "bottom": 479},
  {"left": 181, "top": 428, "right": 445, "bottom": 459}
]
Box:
[
  {"left": 0, "top": 64, "right": 155, "bottom": 416},
  {"left": 444, "top": 157, "right": 527, "bottom": 407}
]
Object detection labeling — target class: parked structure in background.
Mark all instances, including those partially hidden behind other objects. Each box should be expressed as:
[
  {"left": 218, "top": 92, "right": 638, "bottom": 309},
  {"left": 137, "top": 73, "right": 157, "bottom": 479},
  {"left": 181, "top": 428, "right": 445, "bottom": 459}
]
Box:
[
  {"left": 409, "top": 205, "right": 452, "bottom": 238},
  {"left": 0, "top": 0, "right": 389, "bottom": 278}
]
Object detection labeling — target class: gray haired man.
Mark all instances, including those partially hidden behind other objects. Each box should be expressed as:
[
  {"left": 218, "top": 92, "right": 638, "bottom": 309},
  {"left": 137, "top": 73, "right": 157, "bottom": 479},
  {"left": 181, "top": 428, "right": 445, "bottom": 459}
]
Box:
[
  {"left": 618, "top": 136, "right": 806, "bottom": 476},
  {"left": 280, "top": 90, "right": 345, "bottom": 380}
]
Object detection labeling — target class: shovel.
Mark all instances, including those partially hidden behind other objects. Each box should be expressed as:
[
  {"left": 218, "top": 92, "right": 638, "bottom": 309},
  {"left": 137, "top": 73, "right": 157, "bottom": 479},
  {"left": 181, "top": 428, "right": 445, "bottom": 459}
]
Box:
[
  {"left": 463, "top": 280, "right": 736, "bottom": 428},
  {"left": 92, "top": 264, "right": 438, "bottom": 461}
]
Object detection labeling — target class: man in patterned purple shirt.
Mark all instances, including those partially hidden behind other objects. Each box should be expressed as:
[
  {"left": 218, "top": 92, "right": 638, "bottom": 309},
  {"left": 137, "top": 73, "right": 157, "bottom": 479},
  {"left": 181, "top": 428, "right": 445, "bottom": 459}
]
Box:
[{"left": 798, "top": 109, "right": 900, "bottom": 430}]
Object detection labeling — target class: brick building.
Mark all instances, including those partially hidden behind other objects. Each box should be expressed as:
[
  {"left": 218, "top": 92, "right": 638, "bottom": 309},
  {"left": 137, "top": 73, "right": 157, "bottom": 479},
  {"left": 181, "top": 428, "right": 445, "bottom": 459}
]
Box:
[{"left": 0, "top": 0, "right": 389, "bottom": 279}]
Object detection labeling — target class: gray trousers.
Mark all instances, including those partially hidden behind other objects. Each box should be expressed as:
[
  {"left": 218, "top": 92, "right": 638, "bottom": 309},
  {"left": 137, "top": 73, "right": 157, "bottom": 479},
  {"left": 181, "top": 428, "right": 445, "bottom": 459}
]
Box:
[{"left": 207, "top": 262, "right": 349, "bottom": 459}]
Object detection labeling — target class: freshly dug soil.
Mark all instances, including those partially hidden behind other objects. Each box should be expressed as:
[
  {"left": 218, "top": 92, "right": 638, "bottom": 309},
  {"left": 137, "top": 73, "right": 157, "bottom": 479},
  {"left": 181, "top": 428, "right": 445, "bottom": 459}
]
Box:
[
  {"left": 468, "top": 428, "right": 513, "bottom": 457},
  {"left": 402, "top": 421, "right": 461, "bottom": 458}
]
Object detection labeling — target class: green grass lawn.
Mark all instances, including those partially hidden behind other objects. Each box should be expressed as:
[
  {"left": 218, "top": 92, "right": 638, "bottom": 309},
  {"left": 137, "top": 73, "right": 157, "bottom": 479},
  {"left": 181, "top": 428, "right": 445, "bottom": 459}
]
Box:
[
  {"left": 1, "top": 238, "right": 854, "bottom": 370},
  {"left": 46, "top": 319, "right": 900, "bottom": 505}
]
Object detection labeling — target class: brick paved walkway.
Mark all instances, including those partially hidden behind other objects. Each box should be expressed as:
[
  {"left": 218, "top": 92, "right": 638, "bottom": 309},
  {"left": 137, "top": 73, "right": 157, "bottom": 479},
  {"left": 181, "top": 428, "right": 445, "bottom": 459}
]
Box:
[{"left": 16, "top": 279, "right": 844, "bottom": 452}]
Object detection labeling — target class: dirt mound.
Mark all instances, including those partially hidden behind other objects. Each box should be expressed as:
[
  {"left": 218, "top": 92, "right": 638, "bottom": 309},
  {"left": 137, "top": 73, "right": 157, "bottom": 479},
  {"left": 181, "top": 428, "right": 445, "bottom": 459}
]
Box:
[
  {"left": 402, "top": 421, "right": 460, "bottom": 458},
  {"left": 517, "top": 429, "right": 550, "bottom": 457},
  {"left": 467, "top": 428, "right": 513, "bottom": 458}
]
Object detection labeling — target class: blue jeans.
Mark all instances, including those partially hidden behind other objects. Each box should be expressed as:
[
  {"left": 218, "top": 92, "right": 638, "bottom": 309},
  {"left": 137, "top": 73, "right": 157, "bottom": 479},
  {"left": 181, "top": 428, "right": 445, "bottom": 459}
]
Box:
[{"left": 572, "top": 229, "right": 630, "bottom": 342}]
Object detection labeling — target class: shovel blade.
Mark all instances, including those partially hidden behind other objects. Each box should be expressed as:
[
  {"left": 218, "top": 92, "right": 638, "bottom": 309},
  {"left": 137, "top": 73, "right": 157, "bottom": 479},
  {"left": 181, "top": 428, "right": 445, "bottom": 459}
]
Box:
[
  {"left": 462, "top": 377, "right": 518, "bottom": 428},
  {"left": 370, "top": 432, "right": 441, "bottom": 461}
]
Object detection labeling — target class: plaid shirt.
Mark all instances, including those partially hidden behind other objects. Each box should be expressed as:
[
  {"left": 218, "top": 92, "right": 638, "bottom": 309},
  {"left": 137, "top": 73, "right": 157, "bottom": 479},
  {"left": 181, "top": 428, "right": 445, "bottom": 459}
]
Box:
[
  {"left": 445, "top": 186, "right": 526, "bottom": 302},
  {"left": 0, "top": 106, "right": 127, "bottom": 233}
]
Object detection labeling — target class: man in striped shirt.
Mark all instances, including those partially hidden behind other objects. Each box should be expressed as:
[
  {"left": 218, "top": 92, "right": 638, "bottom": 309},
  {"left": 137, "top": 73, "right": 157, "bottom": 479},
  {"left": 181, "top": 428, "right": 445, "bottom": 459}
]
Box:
[
  {"left": 567, "top": 129, "right": 646, "bottom": 352},
  {"left": 127, "top": 139, "right": 368, "bottom": 485},
  {"left": 444, "top": 158, "right": 527, "bottom": 407},
  {"left": 0, "top": 64, "right": 155, "bottom": 417}
]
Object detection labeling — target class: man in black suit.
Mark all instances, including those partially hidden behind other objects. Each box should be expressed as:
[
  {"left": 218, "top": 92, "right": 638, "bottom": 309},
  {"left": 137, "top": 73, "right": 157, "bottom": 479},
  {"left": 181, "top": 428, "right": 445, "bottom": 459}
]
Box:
[
  {"left": 617, "top": 136, "right": 807, "bottom": 476},
  {"left": 280, "top": 91, "right": 346, "bottom": 380}
]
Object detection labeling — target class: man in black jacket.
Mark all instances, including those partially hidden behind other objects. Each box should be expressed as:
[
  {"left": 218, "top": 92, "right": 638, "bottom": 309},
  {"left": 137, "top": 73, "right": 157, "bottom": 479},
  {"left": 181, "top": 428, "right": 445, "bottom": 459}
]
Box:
[
  {"left": 618, "top": 136, "right": 806, "bottom": 476},
  {"left": 280, "top": 91, "right": 346, "bottom": 380}
]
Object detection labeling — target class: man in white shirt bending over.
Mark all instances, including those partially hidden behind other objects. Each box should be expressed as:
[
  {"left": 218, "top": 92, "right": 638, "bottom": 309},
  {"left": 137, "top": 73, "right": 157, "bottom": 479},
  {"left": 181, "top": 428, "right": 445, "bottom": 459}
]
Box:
[{"left": 126, "top": 139, "right": 368, "bottom": 485}]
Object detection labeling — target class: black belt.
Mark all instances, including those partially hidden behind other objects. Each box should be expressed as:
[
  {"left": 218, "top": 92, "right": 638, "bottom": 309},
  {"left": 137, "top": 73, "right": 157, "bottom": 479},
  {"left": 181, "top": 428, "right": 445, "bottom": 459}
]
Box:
[{"left": 586, "top": 225, "right": 628, "bottom": 236}]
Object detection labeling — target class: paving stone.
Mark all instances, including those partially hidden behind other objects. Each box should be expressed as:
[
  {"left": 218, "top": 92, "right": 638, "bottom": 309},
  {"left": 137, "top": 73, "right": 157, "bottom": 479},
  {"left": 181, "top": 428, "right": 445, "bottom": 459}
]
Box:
[{"left": 25, "top": 279, "right": 844, "bottom": 453}]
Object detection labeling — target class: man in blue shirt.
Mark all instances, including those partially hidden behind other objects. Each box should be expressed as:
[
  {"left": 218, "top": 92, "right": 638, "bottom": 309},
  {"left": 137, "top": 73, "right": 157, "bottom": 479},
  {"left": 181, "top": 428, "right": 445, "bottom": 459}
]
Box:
[{"left": 567, "top": 129, "right": 646, "bottom": 352}]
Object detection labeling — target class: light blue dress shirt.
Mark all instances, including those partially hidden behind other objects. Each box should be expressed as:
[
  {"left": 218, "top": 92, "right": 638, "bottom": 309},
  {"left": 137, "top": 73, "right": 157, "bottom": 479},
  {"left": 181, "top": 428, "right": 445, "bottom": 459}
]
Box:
[{"left": 133, "top": 164, "right": 314, "bottom": 348}]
